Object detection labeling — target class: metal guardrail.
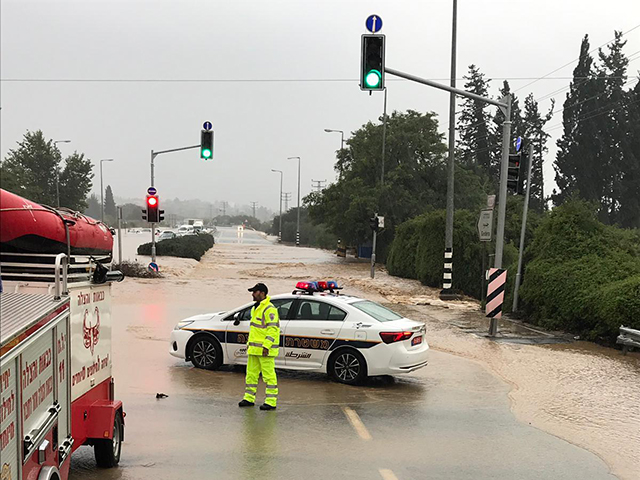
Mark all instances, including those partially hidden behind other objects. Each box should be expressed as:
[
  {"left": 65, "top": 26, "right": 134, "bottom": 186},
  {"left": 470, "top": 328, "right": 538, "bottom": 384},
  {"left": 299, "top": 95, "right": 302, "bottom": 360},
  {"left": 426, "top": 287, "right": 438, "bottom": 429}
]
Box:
[{"left": 617, "top": 326, "right": 640, "bottom": 354}]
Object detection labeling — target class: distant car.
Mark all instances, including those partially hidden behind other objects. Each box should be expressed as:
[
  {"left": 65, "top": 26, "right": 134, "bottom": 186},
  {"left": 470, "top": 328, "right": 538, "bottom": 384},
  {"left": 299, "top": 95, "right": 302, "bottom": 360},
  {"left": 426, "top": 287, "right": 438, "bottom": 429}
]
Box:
[
  {"left": 176, "top": 225, "right": 195, "bottom": 236},
  {"left": 169, "top": 281, "right": 429, "bottom": 385},
  {"left": 158, "top": 231, "right": 176, "bottom": 241}
]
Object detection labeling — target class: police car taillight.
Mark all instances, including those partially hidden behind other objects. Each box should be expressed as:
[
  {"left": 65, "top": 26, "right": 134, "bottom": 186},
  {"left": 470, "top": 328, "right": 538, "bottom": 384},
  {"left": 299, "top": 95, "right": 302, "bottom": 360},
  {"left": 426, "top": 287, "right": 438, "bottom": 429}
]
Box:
[{"left": 379, "top": 331, "right": 413, "bottom": 344}]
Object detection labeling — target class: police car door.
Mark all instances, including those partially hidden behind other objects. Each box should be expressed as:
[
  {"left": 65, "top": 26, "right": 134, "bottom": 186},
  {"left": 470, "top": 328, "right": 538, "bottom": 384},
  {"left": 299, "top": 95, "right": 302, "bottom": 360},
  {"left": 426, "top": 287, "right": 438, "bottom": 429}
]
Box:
[
  {"left": 224, "top": 299, "right": 293, "bottom": 367},
  {"left": 283, "top": 299, "right": 346, "bottom": 369}
]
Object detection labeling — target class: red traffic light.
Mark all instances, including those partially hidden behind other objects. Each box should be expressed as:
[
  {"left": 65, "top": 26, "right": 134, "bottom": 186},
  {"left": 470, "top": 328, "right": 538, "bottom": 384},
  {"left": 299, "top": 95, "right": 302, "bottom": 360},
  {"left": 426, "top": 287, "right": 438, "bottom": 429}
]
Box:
[{"left": 147, "top": 196, "right": 158, "bottom": 207}]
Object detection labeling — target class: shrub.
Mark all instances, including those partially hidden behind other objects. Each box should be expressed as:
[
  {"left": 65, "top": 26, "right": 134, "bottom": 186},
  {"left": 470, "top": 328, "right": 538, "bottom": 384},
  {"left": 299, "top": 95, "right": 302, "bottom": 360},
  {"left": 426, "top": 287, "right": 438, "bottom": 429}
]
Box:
[
  {"left": 519, "top": 200, "right": 640, "bottom": 341},
  {"left": 137, "top": 233, "right": 214, "bottom": 261}
]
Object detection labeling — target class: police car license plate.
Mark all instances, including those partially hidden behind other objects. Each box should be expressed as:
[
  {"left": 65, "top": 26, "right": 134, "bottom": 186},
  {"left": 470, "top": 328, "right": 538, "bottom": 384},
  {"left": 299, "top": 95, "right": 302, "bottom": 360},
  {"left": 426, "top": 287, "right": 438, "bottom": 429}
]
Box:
[{"left": 411, "top": 335, "right": 423, "bottom": 346}]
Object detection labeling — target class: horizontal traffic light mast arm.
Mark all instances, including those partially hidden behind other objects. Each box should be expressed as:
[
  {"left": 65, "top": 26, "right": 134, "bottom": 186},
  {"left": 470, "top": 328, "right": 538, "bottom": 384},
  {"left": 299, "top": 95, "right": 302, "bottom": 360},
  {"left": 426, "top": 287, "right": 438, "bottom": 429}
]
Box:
[
  {"left": 384, "top": 67, "right": 507, "bottom": 109},
  {"left": 150, "top": 144, "right": 200, "bottom": 187}
]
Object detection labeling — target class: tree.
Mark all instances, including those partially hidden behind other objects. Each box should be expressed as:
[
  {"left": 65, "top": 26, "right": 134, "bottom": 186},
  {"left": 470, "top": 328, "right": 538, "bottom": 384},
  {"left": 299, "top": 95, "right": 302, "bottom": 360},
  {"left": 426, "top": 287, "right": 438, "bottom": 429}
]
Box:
[
  {"left": 554, "top": 32, "right": 637, "bottom": 227},
  {"left": 59, "top": 152, "right": 94, "bottom": 211},
  {"left": 1, "top": 130, "right": 94, "bottom": 211},
  {"left": 456, "top": 65, "right": 494, "bottom": 174},
  {"left": 307, "top": 109, "right": 486, "bottom": 260},
  {"left": 522, "top": 94, "right": 554, "bottom": 212},
  {"left": 1, "top": 130, "right": 60, "bottom": 204},
  {"left": 104, "top": 185, "right": 117, "bottom": 218},
  {"left": 85, "top": 194, "right": 101, "bottom": 219}
]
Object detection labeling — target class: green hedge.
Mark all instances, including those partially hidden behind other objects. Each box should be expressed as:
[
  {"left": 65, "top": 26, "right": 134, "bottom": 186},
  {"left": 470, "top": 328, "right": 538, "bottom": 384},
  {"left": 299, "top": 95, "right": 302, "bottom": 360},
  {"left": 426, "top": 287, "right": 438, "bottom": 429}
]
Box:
[
  {"left": 519, "top": 200, "right": 640, "bottom": 341},
  {"left": 387, "top": 209, "right": 518, "bottom": 299},
  {"left": 137, "top": 233, "right": 215, "bottom": 261}
]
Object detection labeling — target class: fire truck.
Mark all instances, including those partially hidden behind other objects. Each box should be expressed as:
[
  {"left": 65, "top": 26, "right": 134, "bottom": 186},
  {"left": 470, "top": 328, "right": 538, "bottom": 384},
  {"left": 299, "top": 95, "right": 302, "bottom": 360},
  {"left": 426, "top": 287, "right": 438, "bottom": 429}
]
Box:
[{"left": 1, "top": 189, "right": 125, "bottom": 480}]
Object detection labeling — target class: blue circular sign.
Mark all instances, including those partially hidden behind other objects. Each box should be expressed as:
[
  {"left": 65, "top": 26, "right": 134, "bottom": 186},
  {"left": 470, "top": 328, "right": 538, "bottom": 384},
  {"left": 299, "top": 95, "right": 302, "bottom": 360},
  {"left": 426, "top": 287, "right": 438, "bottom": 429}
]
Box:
[
  {"left": 148, "top": 262, "right": 159, "bottom": 272},
  {"left": 366, "top": 14, "right": 383, "bottom": 33},
  {"left": 515, "top": 136, "right": 523, "bottom": 152},
  {"left": 203, "top": 121, "right": 213, "bottom": 131},
  {"left": 147, "top": 186, "right": 157, "bottom": 195}
]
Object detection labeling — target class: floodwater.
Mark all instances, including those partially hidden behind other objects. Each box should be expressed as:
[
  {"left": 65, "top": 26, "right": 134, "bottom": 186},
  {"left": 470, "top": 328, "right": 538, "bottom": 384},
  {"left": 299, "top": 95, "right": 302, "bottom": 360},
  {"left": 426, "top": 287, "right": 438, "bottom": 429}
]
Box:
[{"left": 70, "top": 239, "right": 639, "bottom": 479}]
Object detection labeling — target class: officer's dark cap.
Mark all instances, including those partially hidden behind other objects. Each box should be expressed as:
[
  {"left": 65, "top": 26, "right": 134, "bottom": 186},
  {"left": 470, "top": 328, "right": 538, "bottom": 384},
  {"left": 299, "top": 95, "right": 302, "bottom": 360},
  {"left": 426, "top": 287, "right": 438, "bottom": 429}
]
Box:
[{"left": 248, "top": 283, "right": 268, "bottom": 294}]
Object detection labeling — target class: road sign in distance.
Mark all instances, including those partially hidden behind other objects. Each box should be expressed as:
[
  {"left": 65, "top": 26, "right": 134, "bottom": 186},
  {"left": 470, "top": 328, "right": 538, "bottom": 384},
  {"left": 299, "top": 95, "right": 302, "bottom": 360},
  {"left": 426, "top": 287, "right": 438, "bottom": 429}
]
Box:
[
  {"left": 365, "top": 14, "right": 383, "bottom": 33},
  {"left": 147, "top": 186, "right": 157, "bottom": 196},
  {"left": 515, "top": 136, "right": 523, "bottom": 152},
  {"left": 203, "top": 121, "right": 212, "bottom": 131},
  {"left": 477, "top": 209, "right": 493, "bottom": 242}
]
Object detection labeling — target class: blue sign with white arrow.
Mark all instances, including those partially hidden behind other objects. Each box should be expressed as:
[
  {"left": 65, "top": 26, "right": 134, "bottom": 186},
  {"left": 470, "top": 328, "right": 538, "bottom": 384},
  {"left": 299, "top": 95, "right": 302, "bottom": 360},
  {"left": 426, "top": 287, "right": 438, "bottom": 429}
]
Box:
[
  {"left": 515, "top": 136, "right": 523, "bottom": 152},
  {"left": 366, "top": 14, "right": 383, "bottom": 33},
  {"left": 203, "top": 121, "right": 212, "bottom": 131}
]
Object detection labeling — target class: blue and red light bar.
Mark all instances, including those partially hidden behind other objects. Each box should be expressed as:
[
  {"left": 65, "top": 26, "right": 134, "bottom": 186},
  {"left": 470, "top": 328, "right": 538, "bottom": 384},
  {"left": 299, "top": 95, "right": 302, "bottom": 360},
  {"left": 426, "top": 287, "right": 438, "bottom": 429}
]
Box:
[{"left": 294, "top": 280, "right": 341, "bottom": 293}]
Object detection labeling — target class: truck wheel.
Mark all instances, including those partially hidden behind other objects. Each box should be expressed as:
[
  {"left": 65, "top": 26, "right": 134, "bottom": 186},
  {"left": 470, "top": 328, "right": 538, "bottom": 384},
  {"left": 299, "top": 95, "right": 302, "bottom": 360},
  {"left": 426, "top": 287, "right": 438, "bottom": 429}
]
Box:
[
  {"left": 95, "top": 412, "right": 123, "bottom": 468},
  {"left": 189, "top": 335, "right": 223, "bottom": 370}
]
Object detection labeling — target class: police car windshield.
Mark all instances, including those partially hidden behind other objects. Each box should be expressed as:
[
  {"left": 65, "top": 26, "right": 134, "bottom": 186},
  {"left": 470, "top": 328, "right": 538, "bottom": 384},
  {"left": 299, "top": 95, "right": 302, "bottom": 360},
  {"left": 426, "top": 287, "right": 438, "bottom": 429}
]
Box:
[{"left": 351, "top": 300, "right": 403, "bottom": 322}]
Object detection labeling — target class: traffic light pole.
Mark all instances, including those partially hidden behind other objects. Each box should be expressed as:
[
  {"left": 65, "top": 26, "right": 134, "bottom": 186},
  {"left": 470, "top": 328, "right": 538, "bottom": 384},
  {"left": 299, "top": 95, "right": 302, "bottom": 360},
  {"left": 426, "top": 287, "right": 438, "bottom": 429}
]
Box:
[
  {"left": 150, "top": 144, "right": 199, "bottom": 262},
  {"left": 512, "top": 146, "right": 534, "bottom": 312},
  {"left": 384, "top": 67, "right": 511, "bottom": 336}
]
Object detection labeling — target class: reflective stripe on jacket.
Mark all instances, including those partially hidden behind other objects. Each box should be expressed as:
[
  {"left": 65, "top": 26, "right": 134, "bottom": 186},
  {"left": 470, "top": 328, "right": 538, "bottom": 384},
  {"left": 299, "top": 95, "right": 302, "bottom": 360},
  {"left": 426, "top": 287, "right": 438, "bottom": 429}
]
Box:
[{"left": 247, "top": 296, "right": 280, "bottom": 356}]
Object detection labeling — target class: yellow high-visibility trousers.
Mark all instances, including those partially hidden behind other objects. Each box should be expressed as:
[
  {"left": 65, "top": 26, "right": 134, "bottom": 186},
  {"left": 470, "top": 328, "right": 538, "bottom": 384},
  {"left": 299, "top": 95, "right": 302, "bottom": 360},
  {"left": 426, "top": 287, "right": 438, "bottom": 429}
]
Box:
[{"left": 243, "top": 355, "right": 278, "bottom": 407}]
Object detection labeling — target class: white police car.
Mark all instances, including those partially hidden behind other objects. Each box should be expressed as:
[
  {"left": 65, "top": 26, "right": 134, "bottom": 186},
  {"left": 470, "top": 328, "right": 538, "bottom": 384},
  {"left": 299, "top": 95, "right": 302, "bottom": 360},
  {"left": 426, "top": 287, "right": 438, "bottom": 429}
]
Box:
[{"left": 169, "top": 281, "right": 429, "bottom": 385}]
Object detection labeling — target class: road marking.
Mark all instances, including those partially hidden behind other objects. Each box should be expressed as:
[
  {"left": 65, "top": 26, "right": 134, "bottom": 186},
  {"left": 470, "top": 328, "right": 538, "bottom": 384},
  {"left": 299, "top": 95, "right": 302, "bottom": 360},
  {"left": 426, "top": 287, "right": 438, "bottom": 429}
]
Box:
[
  {"left": 379, "top": 468, "right": 399, "bottom": 480},
  {"left": 342, "top": 406, "right": 372, "bottom": 440}
]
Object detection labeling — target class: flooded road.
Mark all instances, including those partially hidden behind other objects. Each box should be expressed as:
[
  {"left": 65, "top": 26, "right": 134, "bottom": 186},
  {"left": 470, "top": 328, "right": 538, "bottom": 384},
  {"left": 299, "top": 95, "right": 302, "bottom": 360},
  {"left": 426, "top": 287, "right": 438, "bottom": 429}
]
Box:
[{"left": 70, "top": 240, "right": 639, "bottom": 479}]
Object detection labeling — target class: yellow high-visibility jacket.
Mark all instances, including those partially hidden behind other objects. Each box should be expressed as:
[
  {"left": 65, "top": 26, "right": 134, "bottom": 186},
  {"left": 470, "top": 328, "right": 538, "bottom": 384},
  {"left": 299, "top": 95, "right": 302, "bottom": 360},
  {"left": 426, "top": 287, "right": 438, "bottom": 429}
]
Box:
[{"left": 247, "top": 296, "right": 280, "bottom": 356}]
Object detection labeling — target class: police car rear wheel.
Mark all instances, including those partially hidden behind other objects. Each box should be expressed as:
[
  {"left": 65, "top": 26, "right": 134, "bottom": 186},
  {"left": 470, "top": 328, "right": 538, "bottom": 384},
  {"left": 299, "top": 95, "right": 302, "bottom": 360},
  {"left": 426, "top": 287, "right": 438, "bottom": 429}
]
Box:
[
  {"left": 329, "top": 349, "right": 367, "bottom": 385},
  {"left": 189, "top": 335, "right": 223, "bottom": 370}
]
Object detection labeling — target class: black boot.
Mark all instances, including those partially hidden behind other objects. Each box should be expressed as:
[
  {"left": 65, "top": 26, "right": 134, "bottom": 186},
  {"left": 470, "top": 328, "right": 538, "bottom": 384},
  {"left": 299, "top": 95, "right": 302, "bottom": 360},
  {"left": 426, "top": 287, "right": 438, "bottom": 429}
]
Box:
[
  {"left": 238, "top": 399, "right": 254, "bottom": 407},
  {"left": 260, "top": 403, "right": 276, "bottom": 411}
]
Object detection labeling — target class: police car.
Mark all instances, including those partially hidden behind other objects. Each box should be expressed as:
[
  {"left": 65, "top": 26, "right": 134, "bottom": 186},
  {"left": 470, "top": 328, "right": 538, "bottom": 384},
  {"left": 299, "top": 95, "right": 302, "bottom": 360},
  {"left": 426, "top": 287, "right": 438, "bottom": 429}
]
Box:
[{"left": 169, "top": 281, "right": 429, "bottom": 385}]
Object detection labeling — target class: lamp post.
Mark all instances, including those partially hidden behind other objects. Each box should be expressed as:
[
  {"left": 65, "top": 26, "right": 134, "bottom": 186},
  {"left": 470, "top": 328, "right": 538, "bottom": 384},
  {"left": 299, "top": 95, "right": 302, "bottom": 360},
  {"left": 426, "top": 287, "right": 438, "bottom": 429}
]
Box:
[
  {"left": 53, "top": 140, "right": 71, "bottom": 208},
  {"left": 288, "top": 156, "right": 301, "bottom": 246},
  {"left": 324, "top": 129, "right": 344, "bottom": 150},
  {"left": 271, "top": 169, "right": 283, "bottom": 242},
  {"left": 99, "top": 159, "right": 114, "bottom": 223}
]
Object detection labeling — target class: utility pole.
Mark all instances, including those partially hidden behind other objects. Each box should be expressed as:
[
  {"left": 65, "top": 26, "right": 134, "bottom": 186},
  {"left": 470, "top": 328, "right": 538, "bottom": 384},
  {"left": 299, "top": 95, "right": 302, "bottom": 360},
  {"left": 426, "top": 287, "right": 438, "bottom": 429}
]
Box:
[
  {"left": 371, "top": 87, "right": 388, "bottom": 280},
  {"left": 512, "top": 146, "right": 534, "bottom": 312},
  {"left": 221, "top": 201, "right": 227, "bottom": 217},
  {"left": 250, "top": 201, "right": 258, "bottom": 218},
  {"left": 288, "top": 156, "right": 301, "bottom": 246},
  {"left": 150, "top": 144, "right": 199, "bottom": 262},
  {"left": 442, "top": 0, "right": 458, "bottom": 298},
  {"left": 271, "top": 169, "right": 283, "bottom": 242},
  {"left": 311, "top": 180, "right": 327, "bottom": 192}
]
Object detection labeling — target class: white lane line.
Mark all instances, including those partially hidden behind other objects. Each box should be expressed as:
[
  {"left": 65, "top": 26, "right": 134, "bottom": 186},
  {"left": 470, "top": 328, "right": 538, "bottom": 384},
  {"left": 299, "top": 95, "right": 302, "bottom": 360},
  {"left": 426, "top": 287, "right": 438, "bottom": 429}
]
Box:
[
  {"left": 379, "top": 468, "right": 399, "bottom": 480},
  {"left": 342, "top": 406, "right": 372, "bottom": 440}
]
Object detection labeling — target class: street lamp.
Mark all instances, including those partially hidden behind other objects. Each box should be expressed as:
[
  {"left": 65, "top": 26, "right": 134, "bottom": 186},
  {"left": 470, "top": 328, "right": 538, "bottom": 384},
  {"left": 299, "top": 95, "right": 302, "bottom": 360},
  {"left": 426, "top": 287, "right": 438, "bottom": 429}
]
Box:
[
  {"left": 53, "top": 140, "right": 71, "bottom": 208},
  {"left": 324, "top": 129, "right": 344, "bottom": 150},
  {"left": 271, "top": 169, "right": 283, "bottom": 242},
  {"left": 287, "top": 157, "right": 301, "bottom": 246},
  {"left": 99, "top": 159, "right": 114, "bottom": 223}
]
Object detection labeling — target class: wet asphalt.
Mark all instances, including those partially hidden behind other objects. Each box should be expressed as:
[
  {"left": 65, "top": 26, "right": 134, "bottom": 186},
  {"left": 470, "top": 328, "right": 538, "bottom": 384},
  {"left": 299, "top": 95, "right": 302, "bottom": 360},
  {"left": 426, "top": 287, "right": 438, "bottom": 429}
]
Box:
[{"left": 69, "top": 231, "right": 619, "bottom": 480}]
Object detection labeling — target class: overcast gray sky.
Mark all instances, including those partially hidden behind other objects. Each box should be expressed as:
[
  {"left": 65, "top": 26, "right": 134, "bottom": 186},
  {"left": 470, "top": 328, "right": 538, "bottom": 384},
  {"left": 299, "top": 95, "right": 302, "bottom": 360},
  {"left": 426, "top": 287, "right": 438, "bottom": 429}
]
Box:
[{"left": 2, "top": 0, "right": 639, "bottom": 213}]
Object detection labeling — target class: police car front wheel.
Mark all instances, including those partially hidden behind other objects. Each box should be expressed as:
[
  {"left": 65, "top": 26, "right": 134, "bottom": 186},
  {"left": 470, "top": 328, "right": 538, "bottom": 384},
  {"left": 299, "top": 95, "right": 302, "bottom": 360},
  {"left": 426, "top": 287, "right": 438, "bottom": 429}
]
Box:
[
  {"left": 189, "top": 335, "right": 223, "bottom": 370},
  {"left": 329, "top": 349, "right": 367, "bottom": 385}
]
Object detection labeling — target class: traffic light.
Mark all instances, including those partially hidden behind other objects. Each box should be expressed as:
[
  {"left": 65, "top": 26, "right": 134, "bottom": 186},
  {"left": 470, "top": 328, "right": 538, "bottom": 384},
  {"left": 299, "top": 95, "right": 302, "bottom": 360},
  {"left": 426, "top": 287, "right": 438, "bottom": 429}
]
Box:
[
  {"left": 507, "top": 153, "right": 521, "bottom": 193},
  {"left": 142, "top": 209, "right": 147, "bottom": 221},
  {"left": 159, "top": 209, "right": 165, "bottom": 223},
  {"left": 201, "top": 130, "right": 214, "bottom": 160},
  {"left": 361, "top": 34, "right": 385, "bottom": 91},
  {"left": 146, "top": 194, "right": 159, "bottom": 223},
  {"left": 369, "top": 216, "right": 380, "bottom": 231}
]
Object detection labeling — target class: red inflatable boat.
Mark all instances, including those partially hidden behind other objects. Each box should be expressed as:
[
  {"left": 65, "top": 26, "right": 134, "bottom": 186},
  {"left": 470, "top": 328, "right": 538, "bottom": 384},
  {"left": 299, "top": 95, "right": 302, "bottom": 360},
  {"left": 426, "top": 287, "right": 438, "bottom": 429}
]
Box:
[{"left": 0, "top": 189, "right": 113, "bottom": 256}]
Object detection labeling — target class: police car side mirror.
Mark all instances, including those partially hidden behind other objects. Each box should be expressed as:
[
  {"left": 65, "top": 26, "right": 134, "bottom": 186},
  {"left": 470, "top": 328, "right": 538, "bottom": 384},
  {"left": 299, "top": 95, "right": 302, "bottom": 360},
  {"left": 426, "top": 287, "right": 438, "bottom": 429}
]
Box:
[{"left": 233, "top": 312, "right": 241, "bottom": 326}]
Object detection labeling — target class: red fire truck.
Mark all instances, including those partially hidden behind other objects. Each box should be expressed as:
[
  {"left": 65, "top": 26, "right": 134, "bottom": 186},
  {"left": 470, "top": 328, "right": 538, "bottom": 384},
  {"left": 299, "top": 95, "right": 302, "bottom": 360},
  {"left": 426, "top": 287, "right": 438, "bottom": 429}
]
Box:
[{"left": 1, "top": 190, "right": 124, "bottom": 480}]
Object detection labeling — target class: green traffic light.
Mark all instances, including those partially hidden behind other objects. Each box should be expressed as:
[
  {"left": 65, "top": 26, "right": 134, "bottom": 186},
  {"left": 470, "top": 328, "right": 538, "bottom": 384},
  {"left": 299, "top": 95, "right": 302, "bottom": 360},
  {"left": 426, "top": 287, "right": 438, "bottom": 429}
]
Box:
[
  {"left": 202, "top": 149, "right": 212, "bottom": 159},
  {"left": 365, "top": 69, "right": 382, "bottom": 88}
]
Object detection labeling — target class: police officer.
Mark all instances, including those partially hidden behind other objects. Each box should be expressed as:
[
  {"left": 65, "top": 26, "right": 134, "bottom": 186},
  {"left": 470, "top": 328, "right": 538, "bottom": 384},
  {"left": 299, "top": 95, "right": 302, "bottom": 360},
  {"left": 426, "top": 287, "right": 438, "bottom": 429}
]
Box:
[{"left": 238, "top": 283, "right": 280, "bottom": 410}]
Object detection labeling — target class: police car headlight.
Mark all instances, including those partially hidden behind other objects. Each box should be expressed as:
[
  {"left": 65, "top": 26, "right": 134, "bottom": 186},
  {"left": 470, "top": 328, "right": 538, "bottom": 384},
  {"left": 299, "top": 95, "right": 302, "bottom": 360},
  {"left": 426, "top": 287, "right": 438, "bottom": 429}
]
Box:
[{"left": 174, "top": 320, "right": 195, "bottom": 330}]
